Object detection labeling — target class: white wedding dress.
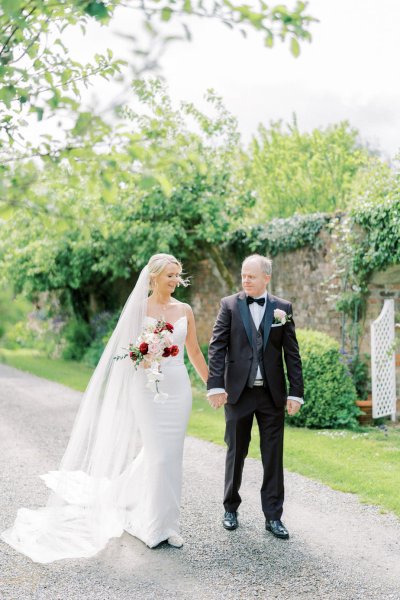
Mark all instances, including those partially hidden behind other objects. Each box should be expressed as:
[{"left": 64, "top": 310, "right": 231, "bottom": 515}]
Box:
[
  {"left": 123, "top": 315, "right": 192, "bottom": 547},
  {"left": 1, "top": 314, "right": 192, "bottom": 561}
]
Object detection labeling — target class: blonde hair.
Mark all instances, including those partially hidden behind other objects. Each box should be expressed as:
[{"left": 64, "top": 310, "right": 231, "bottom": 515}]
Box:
[{"left": 147, "top": 253, "right": 189, "bottom": 289}]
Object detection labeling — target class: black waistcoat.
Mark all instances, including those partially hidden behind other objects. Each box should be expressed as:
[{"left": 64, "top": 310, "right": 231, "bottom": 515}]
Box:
[{"left": 246, "top": 312, "right": 266, "bottom": 388}]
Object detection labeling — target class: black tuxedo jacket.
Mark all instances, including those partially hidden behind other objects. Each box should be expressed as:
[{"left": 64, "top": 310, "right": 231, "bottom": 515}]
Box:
[{"left": 207, "top": 291, "right": 304, "bottom": 406}]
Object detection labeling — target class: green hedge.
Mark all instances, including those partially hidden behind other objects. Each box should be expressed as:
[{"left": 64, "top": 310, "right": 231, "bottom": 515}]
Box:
[
  {"left": 188, "top": 333, "right": 359, "bottom": 430},
  {"left": 288, "top": 329, "right": 360, "bottom": 429}
]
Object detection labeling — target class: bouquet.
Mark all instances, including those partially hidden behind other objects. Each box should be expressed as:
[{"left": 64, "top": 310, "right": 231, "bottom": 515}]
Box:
[{"left": 114, "top": 318, "right": 179, "bottom": 403}]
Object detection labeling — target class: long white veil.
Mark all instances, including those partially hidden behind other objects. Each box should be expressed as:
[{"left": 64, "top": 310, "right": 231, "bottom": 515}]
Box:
[{"left": 1, "top": 266, "right": 150, "bottom": 563}]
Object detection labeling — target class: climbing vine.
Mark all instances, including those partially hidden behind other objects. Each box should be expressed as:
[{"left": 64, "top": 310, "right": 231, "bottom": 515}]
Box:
[
  {"left": 328, "top": 161, "right": 400, "bottom": 354},
  {"left": 230, "top": 212, "right": 330, "bottom": 258}
]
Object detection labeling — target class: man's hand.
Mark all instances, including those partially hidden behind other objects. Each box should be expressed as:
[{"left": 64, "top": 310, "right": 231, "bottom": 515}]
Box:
[
  {"left": 208, "top": 392, "right": 227, "bottom": 410},
  {"left": 286, "top": 398, "right": 301, "bottom": 416}
]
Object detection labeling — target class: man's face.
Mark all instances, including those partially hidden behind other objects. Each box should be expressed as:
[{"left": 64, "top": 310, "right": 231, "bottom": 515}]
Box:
[{"left": 241, "top": 260, "right": 271, "bottom": 298}]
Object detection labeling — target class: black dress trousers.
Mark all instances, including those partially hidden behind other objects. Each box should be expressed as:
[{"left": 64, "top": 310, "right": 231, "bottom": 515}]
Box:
[{"left": 223, "top": 383, "right": 285, "bottom": 520}]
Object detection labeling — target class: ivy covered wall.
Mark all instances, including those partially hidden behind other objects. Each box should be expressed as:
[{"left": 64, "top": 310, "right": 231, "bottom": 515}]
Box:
[{"left": 190, "top": 228, "right": 400, "bottom": 410}]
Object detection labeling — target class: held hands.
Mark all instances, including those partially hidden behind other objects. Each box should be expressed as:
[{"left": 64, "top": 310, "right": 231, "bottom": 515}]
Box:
[
  {"left": 286, "top": 398, "right": 301, "bottom": 416},
  {"left": 208, "top": 392, "right": 227, "bottom": 410}
]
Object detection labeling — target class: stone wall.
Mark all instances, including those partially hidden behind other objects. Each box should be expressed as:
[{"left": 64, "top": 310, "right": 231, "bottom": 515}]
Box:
[
  {"left": 190, "top": 230, "right": 341, "bottom": 344},
  {"left": 189, "top": 232, "right": 400, "bottom": 414}
]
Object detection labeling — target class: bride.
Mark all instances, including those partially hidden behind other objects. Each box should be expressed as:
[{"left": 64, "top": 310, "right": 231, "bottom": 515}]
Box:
[{"left": 1, "top": 253, "right": 208, "bottom": 562}]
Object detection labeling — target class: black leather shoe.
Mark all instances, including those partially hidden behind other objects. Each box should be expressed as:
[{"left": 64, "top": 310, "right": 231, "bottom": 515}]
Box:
[
  {"left": 266, "top": 519, "right": 289, "bottom": 539},
  {"left": 223, "top": 511, "right": 239, "bottom": 530}
]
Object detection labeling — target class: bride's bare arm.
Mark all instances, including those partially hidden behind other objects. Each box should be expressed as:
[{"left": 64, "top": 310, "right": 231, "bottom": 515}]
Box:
[{"left": 184, "top": 304, "right": 208, "bottom": 385}]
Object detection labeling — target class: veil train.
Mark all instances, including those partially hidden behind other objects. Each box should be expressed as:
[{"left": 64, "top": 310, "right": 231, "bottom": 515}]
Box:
[{"left": 1, "top": 267, "right": 150, "bottom": 563}]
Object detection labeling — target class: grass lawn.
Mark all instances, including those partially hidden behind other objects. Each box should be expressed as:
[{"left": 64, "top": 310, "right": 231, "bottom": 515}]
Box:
[
  {"left": 189, "top": 386, "right": 400, "bottom": 517},
  {"left": 1, "top": 349, "right": 399, "bottom": 517},
  {"left": 0, "top": 348, "right": 93, "bottom": 391}
]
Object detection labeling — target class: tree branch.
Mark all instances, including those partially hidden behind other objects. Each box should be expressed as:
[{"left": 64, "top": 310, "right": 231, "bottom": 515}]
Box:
[
  {"left": 0, "top": 5, "right": 37, "bottom": 56},
  {"left": 207, "top": 244, "right": 235, "bottom": 291}
]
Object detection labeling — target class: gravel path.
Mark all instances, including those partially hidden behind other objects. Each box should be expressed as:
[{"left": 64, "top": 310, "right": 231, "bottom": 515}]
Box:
[{"left": 0, "top": 363, "right": 399, "bottom": 600}]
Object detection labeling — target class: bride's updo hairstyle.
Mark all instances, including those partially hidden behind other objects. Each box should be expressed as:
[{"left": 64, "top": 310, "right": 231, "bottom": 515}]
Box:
[{"left": 147, "top": 253, "right": 190, "bottom": 290}]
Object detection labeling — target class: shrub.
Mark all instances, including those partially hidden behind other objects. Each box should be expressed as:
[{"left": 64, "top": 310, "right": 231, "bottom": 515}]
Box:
[
  {"left": 346, "top": 352, "right": 370, "bottom": 400},
  {"left": 287, "top": 329, "right": 360, "bottom": 429},
  {"left": 82, "top": 311, "right": 119, "bottom": 367},
  {"left": 62, "top": 318, "right": 92, "bottom": 361},
  {"left": 2, "top": 320, "right": 39, "bottom": 350},
  {"left": 2, "top": 313, "right": 65, "bottom": 357},
  {"left": 0, "top": 286, "right": 32, "bottom": 343}
]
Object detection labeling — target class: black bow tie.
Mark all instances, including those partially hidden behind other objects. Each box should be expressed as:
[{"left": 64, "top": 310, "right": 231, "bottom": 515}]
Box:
[{"left": 246, "top": 296, "right": 265, "bottom": 306}]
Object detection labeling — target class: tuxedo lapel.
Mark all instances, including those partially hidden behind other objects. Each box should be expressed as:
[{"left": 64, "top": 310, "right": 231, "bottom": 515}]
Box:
[
  {"left": 237, "top": 292, "right": 252, "bottom": 346},
  {"left": 263, "top": 293, "right": 276, "bottom": 350}
]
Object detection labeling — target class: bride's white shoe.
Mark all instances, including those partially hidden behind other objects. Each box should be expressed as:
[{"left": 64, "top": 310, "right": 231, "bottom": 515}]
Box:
[{"left": 167, "top": 534, "right": 183, "bottom": 548}]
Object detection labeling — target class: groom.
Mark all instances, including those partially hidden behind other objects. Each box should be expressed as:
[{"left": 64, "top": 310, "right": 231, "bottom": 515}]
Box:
[{"left": 207, "top": 254, "right": 304, "bottom": 539}]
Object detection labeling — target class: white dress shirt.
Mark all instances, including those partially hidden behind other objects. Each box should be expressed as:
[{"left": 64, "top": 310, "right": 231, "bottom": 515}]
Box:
[
  {"left": 208, "top": 293, "right": 304, "bottom": 405},
  {"left": 248, "top": 291, "right": 267, "bottom": 381}
]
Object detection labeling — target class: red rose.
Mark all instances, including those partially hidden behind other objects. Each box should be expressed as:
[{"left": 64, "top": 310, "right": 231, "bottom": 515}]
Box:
[
  {"left": 129, "top": 351, "right": 138, "bottom": 361},
  {"left": 139, "top": 342, "right": 149, "bottom": 355},
  {"left": 162, "top": 347, "right": 171, "bottom": 358},
  {"left": 170, "top": 345, "right": 179, "bottom": 357},
  {"left": 164, "top": 322, "right": 174, "bottom": 332}
]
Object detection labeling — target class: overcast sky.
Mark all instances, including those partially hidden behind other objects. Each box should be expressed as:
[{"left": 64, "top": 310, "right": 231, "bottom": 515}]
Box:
[{"left": 58, "top": 0, "right": 400, "bottom": 158}]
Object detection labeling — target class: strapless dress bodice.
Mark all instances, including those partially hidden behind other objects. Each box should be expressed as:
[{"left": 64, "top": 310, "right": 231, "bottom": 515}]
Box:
[{"left": 144, "top": 316, "right": 187, "bottom": 367}]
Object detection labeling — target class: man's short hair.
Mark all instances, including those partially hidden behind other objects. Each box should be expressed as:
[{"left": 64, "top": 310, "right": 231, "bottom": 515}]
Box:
[{"left": 242, "top": 254, "right": 272, "bottom": 276}]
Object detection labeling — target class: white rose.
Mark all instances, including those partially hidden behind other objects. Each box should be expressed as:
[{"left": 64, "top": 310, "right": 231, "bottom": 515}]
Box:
[{"left": 274, "top": 308, "right": 287, "bottom": 323}]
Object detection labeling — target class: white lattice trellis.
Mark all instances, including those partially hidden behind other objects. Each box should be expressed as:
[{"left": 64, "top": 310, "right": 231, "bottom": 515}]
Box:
[{"left": 371, "top": 299, "right": 397, "bottom": 421}]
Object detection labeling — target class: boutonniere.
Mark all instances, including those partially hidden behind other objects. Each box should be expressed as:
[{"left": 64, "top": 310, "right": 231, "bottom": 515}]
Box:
[{"left": 273, "top": 308, "right": 292, "bottom": 325}]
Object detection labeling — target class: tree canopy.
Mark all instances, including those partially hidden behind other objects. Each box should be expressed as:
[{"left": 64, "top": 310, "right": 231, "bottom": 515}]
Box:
[
  {"left": 0, "top": 0, "right": 315, "bottom": 161},
  {"left": 0, "top": 82, "right": 249, "bottom": 319},
  {"left": 244, "top": 120, "right": 374, "bottom": 220}
]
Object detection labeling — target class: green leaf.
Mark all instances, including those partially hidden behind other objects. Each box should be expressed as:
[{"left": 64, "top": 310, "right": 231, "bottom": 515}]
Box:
[
  {"left": 139, "top": 176, "right": 157, "bottom": 190},
  {"left": 84, "top": 1, "right": 109, "bottom": 21},
  {"left": 48, "top": 91, "right": 60, "bottom": 109},
  {"left": 0, "top": 85, "right": 16, "bottom": 108},
  {"left": 156, "top": 174, "right": 173, "bottom": 197},
  {"left": 264, "top": 32, "right": 274, "bottom": 47},
  {"left": 161, "top": 7, "right": 173, "bottom": 21},
  {"left": 1, "top": 0, "right": 22, "bottom": 15},
  {"left": 61, "top": 68, "right": 72, "bottom": 85},
  {"left": 290, "top": 37, "right": 300, "bottom": 57},
  {"left": 27, "top": 43, "right": 40, "bottom": 60},
  {"left": 35, "top": 107, "right": 44, "bottom": 121}
]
